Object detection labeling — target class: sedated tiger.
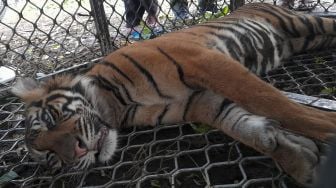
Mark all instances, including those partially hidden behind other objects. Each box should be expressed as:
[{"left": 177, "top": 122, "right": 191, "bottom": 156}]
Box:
[{"left": 12, "top": 3, "right": 336, "bottom": 186}]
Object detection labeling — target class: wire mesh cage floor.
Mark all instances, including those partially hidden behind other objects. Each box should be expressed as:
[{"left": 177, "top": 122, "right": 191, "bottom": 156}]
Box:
[{"left": 0, "top": 0, "right": 336, "bottom": 187}]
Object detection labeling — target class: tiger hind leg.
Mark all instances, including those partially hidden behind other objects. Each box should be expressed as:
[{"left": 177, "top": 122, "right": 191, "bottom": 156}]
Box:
[{"left": 179, "top": 49, "right": 336, "bottom": 141}]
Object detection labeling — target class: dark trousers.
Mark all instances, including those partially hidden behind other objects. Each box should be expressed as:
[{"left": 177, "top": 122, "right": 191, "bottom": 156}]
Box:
[
  {"left": 170, "top": 0, "right": 217, "bottom": 15},
  {"left": 123, "top": 0, "right": 158, "bottom": 28},
  {"left": 198, "top": 0, "right": 217, "bottom": 13}
]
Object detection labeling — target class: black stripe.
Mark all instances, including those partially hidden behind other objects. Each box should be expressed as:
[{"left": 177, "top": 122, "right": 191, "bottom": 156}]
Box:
[
  {"left": 298, "top": 16, "right": 315, "bottom": 35},
  {"left": 78, "top": 118, "right": 85, "bottom": 136},
  {"left": 48, "top": 104, "right": 60, "bottom": 122},
  {"left": 45, "top": 86, "right": 91, "bottom": 105},
  {"left": 231, "top": 114, "right": 251, "bottom": 131},
  {"left": 94, "top": 75, "right": 127, "bottom": 105},
  {"left": 130, "top": 105, "right": 138, "bottom": 125},
  {"left": 121, "top": 106, "right": 134, "bottom": 126},
  {"left": 72, "top": 81, "right": 86, "bottom": 97},
  {"left": 61, "top": 114, "right": 72, "bottom": 122},
  {"left": 46, "top": 93, "right": 86, "bottom": 105},
  {"left": 29, "top": 100, "right": 43, "bottom": 108},
  {"left": 101, "top": 61, "right": 134, "bottom": 85},
  {"left": 214, "top": 99, "right": 233, "bottom": 121},
  {"left": 113, "top": 78, "right": 138, "bottom": 104},
  {"left": 91, "top": 116, "right": 95, "bottom": 137},
  {"left": 183, "top": 91, "right": 202, "bottom": 121},
  {"left": 157, "top": 105, "right": 170, "bottom": 125},
  {"left": 42, "top": 109, "right": 55, "bottom": 129},
  {"left": 314, "top": 16, "right": 326, "bottom": 34},
  {"left": 220, "top": 104, "right": 236, "bottom": 122},
  {"left": 261, "top": 7, "right": 300, "bottom": 37},
  {"left": 157, "top": 47, "right": 194, "bottom": 89},
  {"left": 206, "top": 30, "right": 243, "bottom": 63},
  {"left": 122, "top": 53, "right": 172, "bottom": 99},
  {"left": 84, "top": 118, "right": 90, "bottom": 140},
  {"left": 301, "top": 35, "right": 315, "bottom": 51},
  {"left": 81, "top": 117, "right": 89, "bottom": 139},
  {"left": 277, "top": 5, "right": 296, "bottom": 15},
  {"left": 45, "top": 93, "right": 87, "bottom": 114},
  {"left": 240, "top": 21, "right": 265, "bottom": 42},
  {"left": 209, "top": 29, "right": 261, "bottom": 73}
]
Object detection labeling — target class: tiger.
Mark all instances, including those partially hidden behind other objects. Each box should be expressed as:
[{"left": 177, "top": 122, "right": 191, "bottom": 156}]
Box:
[{"left": 11, "top": 3, "right": 336, "bottom": 186}]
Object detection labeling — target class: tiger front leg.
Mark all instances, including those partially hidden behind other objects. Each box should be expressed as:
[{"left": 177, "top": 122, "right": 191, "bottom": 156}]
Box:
[
  {"left": 186, "top": 95, "right": 325, "bottom": 185},
  {"left": 235, "top": 116, "right": 325, "bottom": 186}
]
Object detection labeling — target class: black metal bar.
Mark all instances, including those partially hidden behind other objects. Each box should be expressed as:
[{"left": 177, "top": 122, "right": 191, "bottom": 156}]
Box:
[
  {"left": 230, "top": 0, "right": 245, "bottom": 11},
  {"left": 89, "top": 0, "right": 113, "bottom": 55}
]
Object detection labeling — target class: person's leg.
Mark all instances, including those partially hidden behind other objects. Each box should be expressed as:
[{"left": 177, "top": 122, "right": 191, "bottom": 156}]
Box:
[
  {"left": 124, "top": 0, "right": 140, "bottom": 28},
  {"left": 141, "top": 0, "right": 163, "bottom": 34},
  {"left": 198, "top": 0, "right": 217, "bottom": 13},
  {"left": 141, "top": 0, "right": 159, "bottom": 26},
  {"left": 169, "top": 0, "right": 189, "bottom": 20},
  {"left": 124, "top": 0, "right": 145, "bottom": 40}
]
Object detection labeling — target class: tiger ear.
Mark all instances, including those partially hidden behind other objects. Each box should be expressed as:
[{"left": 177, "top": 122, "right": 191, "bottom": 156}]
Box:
[{"left": 11, "top": 78, "right": 46, "bottom": 103}]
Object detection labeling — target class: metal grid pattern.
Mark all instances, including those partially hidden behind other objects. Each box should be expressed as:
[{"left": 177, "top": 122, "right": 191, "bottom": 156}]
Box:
[
  {"left": 264, "top": 50, "right": 336, "bottom": 101},
  {"left": 0, "top": 0, "right": 101, "bottom": 78}
]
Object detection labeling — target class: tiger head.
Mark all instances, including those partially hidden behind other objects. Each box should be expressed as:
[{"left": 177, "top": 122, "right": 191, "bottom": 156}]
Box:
[{"left": 11, "top": 76, "right": 118, "bottom": 171}]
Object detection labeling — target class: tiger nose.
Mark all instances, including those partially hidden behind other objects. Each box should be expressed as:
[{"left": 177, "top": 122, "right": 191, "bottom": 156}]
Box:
[{"left": 75, "top": 140, "right": 87, "bottom": 158}]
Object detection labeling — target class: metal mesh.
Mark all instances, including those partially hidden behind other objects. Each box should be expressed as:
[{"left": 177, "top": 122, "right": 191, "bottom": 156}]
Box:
[
  {"left": 0, "top": 0, "right": 101, "bottom": 78},
  {"left": 0, "top": 0, "right": 336, "bottom": 187},
  {"left": 264, "top": 50, "right": 336, "bottom": 101}
]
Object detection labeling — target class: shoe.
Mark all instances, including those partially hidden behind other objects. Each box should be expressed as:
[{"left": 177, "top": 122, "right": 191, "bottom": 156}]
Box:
[
  {"left": 153, "top": 25, "right": 163, "bottom": 35},
  {"left": 173, "top": 9, "right": 190, "bottom": 21},
  {"left": 129, "top": 30, "right": 141, "bottom": 40}
]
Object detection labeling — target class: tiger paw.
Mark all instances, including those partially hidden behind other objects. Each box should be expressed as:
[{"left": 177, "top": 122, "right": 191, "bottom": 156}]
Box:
[{"left": 271, "top": 130, "right": 327, "bottom": 186}]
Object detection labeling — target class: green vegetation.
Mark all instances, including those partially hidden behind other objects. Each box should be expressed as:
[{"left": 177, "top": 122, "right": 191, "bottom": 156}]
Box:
[
  {"left": 314, "top": 57, "right": 327, "bottom": 64},
  {"left": 198, "top": 5, "right": 230, "bottom": 23},
  {"left": 191, "top": 123, "right": 213, "bottom": 134},
  {"left": 320, "top": 87, "right": 336, "bottom": 95},
  {"left": 150, "top": 179, "right": 161, "bottom": 188},
  {"left": 138, "top": 21, "right": 153, "bottom": 39}
]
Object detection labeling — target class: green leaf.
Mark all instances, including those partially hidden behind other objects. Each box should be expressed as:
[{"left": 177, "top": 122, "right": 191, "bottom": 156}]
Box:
[
  {"left": 198, "top": 5, "right": 230, "bottom": 23},
  {"left": 320, "top": 87, "right": 336, "bottom": 95},
  {"left": 222, "top": 6, "right": 230, "bottom": 15},
  {"left": 139, "top": 21, "right": 153, "bottom": 39},
  {"left": 314, "top": 57, "right": 326, "bottom": 64},
  {"left": 150, "top": 180, "right": 161, "bottom": 188},
  {"left": 191, "top": 123, "right": 213, "bottom": 133}
]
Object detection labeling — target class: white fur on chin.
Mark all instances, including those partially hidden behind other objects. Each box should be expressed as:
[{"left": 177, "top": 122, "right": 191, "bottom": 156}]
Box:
[{"left": 98, "top": 129, "right": 118, "bottom": 163}]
